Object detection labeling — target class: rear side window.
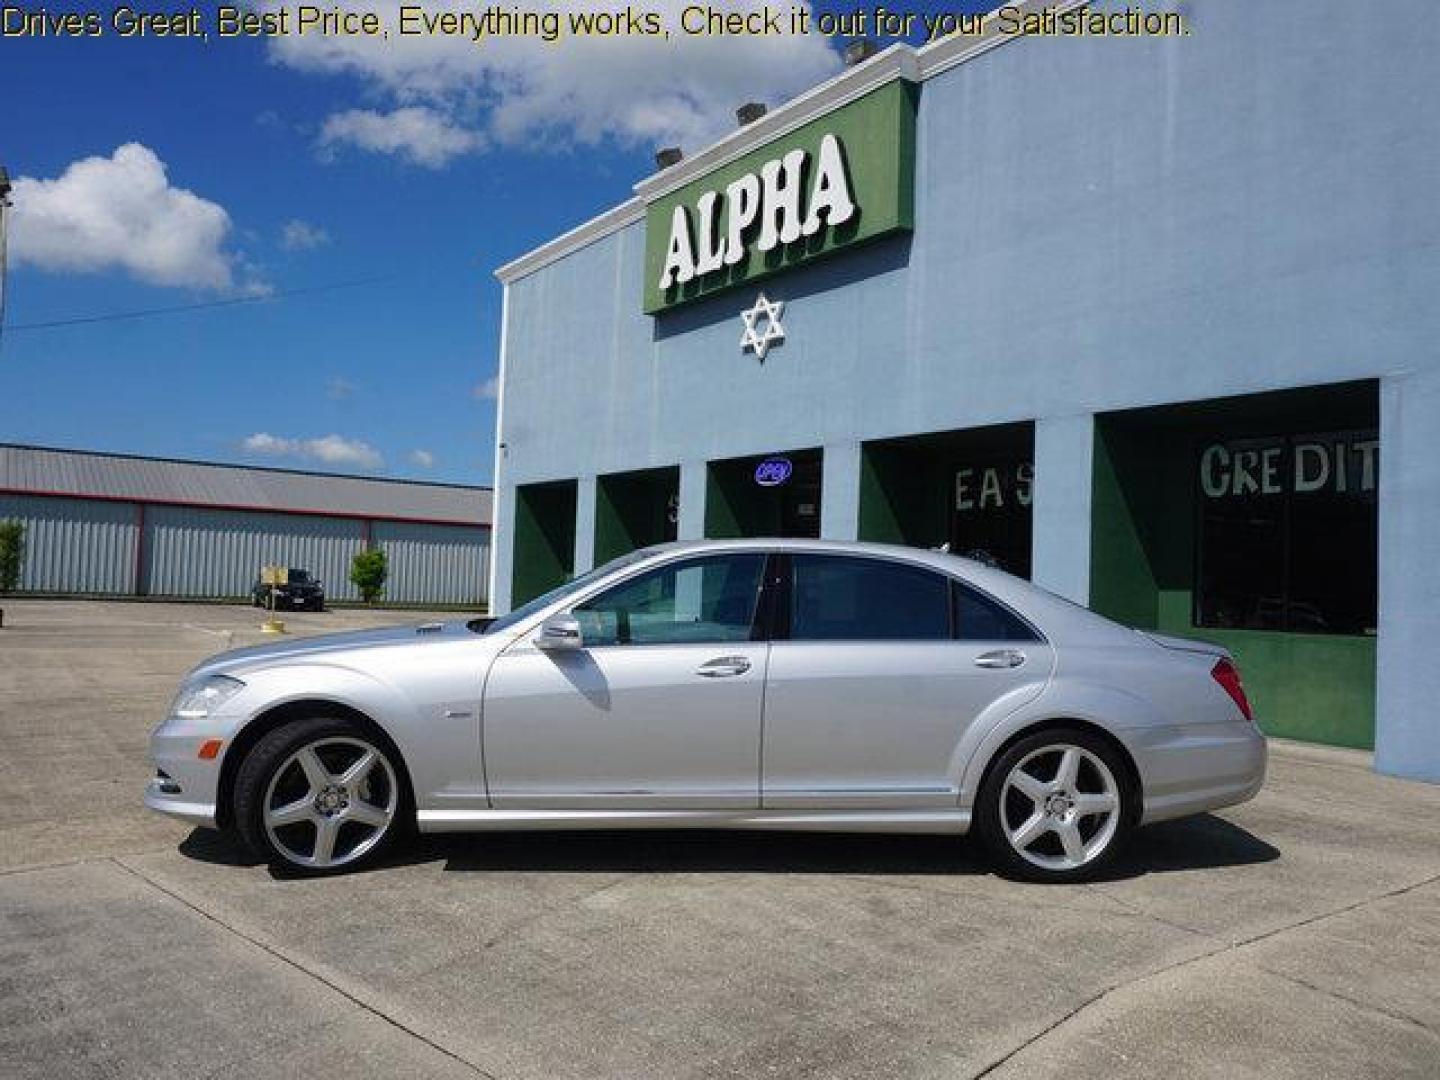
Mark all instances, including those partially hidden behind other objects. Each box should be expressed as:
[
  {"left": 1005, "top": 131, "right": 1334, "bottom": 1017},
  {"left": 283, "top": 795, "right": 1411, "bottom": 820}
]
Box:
[
  {"left": 954, "top": 582, "right": 1038, "bottom": 642},
  {"left": 789, "top": 555, "right": 951, "bottom": 641}
]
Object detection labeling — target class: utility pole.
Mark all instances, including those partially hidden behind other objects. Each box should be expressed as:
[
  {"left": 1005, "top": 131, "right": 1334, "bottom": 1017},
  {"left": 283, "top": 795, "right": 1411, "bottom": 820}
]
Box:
[{"left": 0, "top": 165, "right": 12, "bottom": 351}]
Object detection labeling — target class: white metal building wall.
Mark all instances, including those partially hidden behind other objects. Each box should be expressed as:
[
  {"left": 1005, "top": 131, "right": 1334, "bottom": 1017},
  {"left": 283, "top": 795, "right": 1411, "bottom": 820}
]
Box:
[
  {"left": 0, "top": 495, "right": 137, "bottom": 594},
  {"left": 142, "top": 506, "right": 366, "bottom": 600},
  {"left": 373, "top": 521, "right": 490, "bottom": 607}
]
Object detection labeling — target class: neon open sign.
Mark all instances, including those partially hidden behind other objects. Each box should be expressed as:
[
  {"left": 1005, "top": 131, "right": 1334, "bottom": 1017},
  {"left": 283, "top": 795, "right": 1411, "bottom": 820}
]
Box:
[{"left": 754, "top": 457, "right": 793, "bottom": 487}]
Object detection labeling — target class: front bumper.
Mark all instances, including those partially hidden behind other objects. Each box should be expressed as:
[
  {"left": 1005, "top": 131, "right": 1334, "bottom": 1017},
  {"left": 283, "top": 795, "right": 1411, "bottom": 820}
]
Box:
[
  {"left": 274, "top": 593, "right": 323, "bottom": 609},
  {"left": 144, "top": 716, "right": 226, "bottom": 830},
  {"left": 144, "top": 777, "right": 217, "bottom": 828}
]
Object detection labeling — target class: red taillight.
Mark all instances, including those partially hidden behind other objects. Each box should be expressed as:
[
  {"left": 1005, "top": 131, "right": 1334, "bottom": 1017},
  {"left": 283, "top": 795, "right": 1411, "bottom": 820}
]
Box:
[{"left": 1211, "top": 658, "right": 1253, "bottom": 723}]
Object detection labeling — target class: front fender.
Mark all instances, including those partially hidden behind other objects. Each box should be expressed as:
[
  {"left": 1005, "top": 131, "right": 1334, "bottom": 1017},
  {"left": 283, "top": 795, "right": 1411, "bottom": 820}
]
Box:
[{"left": 221, "top": 658, "right": 488, "bottom": 813}]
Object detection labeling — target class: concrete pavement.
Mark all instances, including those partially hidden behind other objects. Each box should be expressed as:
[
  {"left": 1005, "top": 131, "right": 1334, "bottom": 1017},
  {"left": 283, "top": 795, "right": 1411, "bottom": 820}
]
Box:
[{"left": 1, "top": 600, "right": 1437, "bottom": 1078}]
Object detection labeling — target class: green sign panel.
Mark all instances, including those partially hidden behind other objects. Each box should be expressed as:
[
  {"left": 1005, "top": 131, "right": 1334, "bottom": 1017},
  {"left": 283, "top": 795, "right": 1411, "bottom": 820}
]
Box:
[{"left": 643, "top": 80, "right": 918, "bottom": 315}]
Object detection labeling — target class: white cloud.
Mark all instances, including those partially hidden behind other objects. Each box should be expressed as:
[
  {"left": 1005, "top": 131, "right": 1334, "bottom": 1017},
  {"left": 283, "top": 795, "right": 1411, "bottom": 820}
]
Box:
[
  {"left": 473, "top": 375, "right": 500, "bottom": 400},
  {"left": 243, "top": 432, "right": 383, "bottom": 470},
  {"left": 281, "top": 218, "right": 330, "bottom": 250},
  {"left": 266, "top": 2, "right": 840, "bottom": 162},
  {"left": 9, "top": 143, "right": 256, "bottom": 291},
  {"left": 319, "top": 106, "right": 485, "bottom": 168},
  {"left": 408, "top": 449, "right": 436, "bottom": 469},
  {"left": 326, "top": 376, "right": 358, "bottom": 399}
]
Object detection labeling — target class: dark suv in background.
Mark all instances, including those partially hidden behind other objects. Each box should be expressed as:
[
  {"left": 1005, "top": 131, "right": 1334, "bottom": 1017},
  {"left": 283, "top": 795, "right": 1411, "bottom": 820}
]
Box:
[{"left": 252, "top": 568, "right": 325, "bottom": 611}]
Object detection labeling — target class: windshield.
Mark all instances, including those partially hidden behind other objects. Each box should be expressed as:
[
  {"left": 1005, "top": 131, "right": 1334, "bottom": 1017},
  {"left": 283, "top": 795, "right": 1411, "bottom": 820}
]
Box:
[
  {"left": 288, "top": 569, "right": 311, "bottom": 582},
  {"left": 481, "top": 549, "right": 656, "bottom": 635}
]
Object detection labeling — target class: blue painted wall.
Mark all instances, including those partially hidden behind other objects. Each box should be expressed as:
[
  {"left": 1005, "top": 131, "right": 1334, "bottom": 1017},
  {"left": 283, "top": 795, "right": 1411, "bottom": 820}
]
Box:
[{"left": 494, "top": 0, "right": 1440, "bottom": 779}]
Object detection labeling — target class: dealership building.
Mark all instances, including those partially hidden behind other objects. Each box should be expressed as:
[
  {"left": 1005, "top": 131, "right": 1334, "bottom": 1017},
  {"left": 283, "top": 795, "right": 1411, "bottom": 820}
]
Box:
[
  {"left": 490, "top": 0, "right": 1440, "bottom": 781},
  {"left": 0, "top": 444, "right": 492, "bottom": 606}
]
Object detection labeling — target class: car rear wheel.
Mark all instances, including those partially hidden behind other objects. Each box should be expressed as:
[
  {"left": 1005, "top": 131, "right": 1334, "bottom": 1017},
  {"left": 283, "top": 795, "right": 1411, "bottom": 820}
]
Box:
[
  {"left": 233, "top": 717, "right": 409, "bottom": 874},
  {"left": 976, "top": 727, "right": 1133, "bottom": 883}
]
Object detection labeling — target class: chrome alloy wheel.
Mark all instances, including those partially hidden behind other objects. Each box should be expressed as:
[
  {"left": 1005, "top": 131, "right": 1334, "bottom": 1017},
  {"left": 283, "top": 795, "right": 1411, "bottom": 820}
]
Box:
[
  {"left": 262, "top": 736, "right": 398, "bottom": 870},
  {"left": 1000, "top": 744, "right": 1121, "bottom": 872}
]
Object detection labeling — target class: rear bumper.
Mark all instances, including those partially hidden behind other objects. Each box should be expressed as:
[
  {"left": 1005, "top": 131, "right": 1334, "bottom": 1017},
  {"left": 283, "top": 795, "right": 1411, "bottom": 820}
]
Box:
[{"left": 1132, "top": 722, "right": 1268, "bottom": 825}]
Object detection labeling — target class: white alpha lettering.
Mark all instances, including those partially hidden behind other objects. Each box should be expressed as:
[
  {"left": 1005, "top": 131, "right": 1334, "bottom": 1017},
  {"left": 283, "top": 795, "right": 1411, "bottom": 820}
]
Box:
[
  {"left": 1354, "top": 438, "right": 1379, "bottom": 492},
  {"left": 757, "top": 148, "right": 807, "bottom": 251},
  {"left": 1200, "top": 444, "right": 1230, "bottom": 498},
  {"left": 1232, "top": 450, "right": 1260, "bottom": 496},
  {"left": 955, "top": 469, "right": 975, "bottom": 511},
  {"left": 1015, "top": 462, "right": 1034, "bottom": 507},
  {"left": 723, "top": 173, "right": 761, "bottom": 266},
  {"left": 979, "top": 468, "right": 1003, "bottom": 509},
  {"left": 801, "top": 133, "right": 856, "bottom": 237},
  {"left": 658, "top": 205, "right": 696, "bottom": 290},
  {"left": 693, "top": 191, "right": 725, "bottom": 276},
  {"left": 1260, "top": 446, "right": 1283, "bottom": 494},
  {"left": 1293, "top": 443, "right": 1330, "bottom": 493}
]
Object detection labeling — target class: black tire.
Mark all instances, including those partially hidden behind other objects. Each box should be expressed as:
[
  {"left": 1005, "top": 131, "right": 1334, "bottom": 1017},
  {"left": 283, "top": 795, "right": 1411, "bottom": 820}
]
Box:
[
  {"left": 975, "top": 726, "right": 1135, "bottom": 884},
  {"left": 232, "top": 716, "right": 411, "bottom": 875}
]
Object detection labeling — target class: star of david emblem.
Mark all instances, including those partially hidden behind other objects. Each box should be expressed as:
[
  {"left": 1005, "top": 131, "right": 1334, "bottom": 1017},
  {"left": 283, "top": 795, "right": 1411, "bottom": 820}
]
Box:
[{"left": 739, "top": 292, "right": 785, "bottom": 361}]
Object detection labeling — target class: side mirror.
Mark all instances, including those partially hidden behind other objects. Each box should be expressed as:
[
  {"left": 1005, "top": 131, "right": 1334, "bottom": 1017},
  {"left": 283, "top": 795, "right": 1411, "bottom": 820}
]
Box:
[{"left": 534, "top": 613, "right": 583, "bottom": 651}]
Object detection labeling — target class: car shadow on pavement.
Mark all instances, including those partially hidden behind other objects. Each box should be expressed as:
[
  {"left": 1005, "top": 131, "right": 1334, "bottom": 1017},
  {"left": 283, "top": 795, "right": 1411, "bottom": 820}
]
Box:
[
  {"left": 177, "top": 828, "right": 266, "bottom": 868},
  {"left": 424, "top": 812, "right": 1278, "bottom": 880},
  {"left": 177, "top": 813, "right": 1278, "bottom": 881}
]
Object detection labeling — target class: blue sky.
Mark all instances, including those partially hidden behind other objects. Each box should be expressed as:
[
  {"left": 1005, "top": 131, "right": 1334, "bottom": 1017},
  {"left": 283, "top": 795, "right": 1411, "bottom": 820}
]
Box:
[{"left": 0, "top": 1, "right": 990, "bottom": 486}]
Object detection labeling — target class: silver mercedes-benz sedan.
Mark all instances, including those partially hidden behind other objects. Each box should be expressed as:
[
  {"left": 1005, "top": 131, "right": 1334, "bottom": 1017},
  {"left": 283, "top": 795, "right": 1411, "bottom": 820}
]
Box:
[{"left": 146, "top": 539, "right": 1266, "bottom": 882}]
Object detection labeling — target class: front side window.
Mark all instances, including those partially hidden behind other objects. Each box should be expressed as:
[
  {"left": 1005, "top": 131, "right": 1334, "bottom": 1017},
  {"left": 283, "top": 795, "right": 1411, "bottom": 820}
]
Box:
[
  {"left": 573, "top": 554, "right": 766, "bottom": 646},
  {"left": 789, "top": 555, "right": 951, "bottom": 641}
]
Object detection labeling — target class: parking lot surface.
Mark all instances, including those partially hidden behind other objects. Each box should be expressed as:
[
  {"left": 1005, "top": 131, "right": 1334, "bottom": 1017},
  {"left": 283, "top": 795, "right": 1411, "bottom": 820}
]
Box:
[{"left": 2, "top": 599, "right": 1438, "bottom": 1078}]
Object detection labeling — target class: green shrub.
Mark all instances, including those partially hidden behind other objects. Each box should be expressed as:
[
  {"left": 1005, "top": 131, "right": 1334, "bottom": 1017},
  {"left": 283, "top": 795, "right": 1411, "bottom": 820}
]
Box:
[
  {"left": 0, "top": 521, "right": 24, "bottom": 593},
  {"left": 349, "top": 547, "right": 388, "bottom": 604}
]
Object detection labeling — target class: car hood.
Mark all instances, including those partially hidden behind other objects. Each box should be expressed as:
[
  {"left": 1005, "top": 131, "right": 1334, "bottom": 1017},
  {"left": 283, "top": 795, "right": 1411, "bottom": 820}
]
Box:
[{"left": 190, "top": 621, "right": 476, "bottom": 679}]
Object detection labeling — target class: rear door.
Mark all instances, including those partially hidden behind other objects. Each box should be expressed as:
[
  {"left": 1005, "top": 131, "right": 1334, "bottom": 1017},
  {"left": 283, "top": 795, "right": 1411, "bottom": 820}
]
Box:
[{"left": 761, "top": 554, "right": 1052, "bottom": 808}]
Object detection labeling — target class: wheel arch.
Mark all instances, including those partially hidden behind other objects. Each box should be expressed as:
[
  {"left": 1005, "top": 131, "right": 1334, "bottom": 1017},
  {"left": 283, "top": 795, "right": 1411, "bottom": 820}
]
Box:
[
  {"left": 969, "top": 717, "right": 1144, "bottom": 828},
  {"left": 216, "top": 699, "right": 414, "bottom": 833}
]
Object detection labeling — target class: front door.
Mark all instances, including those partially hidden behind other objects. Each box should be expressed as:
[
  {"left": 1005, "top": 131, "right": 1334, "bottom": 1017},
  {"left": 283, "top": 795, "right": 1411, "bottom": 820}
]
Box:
[
  {"left": 762, "top": 554, "right": 1052, "bottom": 808},
  {"left": 482, "top": 552, "right": 769, "bottom": 809}
]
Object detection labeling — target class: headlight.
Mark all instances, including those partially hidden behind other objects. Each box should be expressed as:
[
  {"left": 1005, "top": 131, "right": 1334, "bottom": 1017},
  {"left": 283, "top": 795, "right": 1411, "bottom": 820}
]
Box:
[{"left": 171, "top": 675, "right": 245, "bottom": 720}]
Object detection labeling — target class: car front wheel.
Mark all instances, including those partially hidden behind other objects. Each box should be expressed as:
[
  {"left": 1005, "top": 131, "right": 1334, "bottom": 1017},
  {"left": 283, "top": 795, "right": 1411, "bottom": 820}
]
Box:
[
  {"left": 233, "top": 717, "right": 408, "bottom": 874},
  {"left": 976, "top": 727, "right": 1133, "bottom": 883}
]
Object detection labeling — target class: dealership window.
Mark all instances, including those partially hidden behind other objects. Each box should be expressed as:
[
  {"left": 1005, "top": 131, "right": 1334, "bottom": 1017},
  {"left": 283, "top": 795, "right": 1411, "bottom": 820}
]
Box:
[
  {"left": 950, "top": 458, "right": 1033, "bottom": 578},
  {"left": 1195, "top": 431, "right": 1377, "bottom": 635}
]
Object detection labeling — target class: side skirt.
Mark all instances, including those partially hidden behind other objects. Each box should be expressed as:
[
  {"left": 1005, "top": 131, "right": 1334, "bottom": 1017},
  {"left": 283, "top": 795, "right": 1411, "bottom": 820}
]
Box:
[{"left": 416, "top": 808, "right": 971, "bottom": 835}]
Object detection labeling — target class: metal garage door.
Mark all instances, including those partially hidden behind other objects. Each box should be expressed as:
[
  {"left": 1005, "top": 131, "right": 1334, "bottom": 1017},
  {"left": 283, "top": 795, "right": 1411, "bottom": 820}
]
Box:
[
  {"left": 372, "top": 521, "right": 489, "bottom": 607},
  {"left": 0, "top": 495, "right": 138, "bottom": 594},
  {"left": 142, "top": 506, "right": 365, "bottom": 600}
]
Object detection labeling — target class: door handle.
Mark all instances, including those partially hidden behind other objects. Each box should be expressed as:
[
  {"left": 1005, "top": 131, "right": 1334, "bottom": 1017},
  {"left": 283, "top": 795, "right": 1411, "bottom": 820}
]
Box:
[
  {"left": 696, "top": 656, "right": 752, "bottom": 678},
  {"left": 974, "top": 649, "right": 1026, "bottom": 670}
]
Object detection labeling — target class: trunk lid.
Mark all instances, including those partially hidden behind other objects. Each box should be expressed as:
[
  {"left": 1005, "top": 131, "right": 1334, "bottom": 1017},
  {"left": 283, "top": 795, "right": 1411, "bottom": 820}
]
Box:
[{"left": 1138, "top": 629, "right": 1231, "bottom": 658}]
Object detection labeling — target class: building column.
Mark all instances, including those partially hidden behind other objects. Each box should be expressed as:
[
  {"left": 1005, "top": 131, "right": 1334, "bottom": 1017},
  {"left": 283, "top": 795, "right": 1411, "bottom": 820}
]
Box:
[
  {"left": 488, "top": 483, "right": 517, "bottom": 615},
  {"left": 1031, "top": 414, "right": 1095, "bottom": 605},
  {"left": 820, "top": 440, "right": 861, "bottom": 541},
  {"left": 1375, "top": 373, "right": 1440, "bottom": 783},
  {"left": 573, "top": 475, "right": 597, "bottom": 575},
  {"left": 676, "top": 460, "right": 709, "bottom": 542}
]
